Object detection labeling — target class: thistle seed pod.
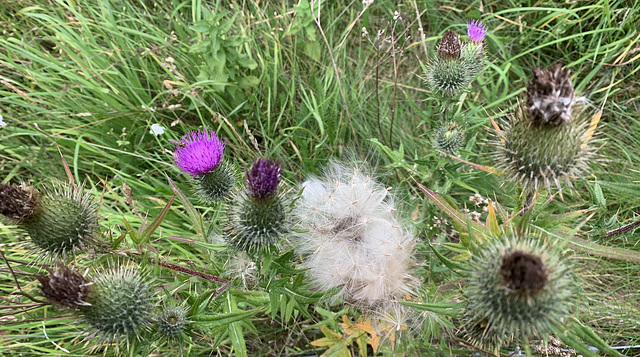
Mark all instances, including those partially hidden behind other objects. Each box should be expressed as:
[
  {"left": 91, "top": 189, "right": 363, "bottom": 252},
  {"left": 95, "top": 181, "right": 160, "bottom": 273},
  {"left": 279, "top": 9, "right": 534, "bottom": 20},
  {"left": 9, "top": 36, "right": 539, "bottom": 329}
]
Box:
[
  {"left": 293, "top": 161, "right": 417, "bottom": 306},
  {"left": 433, "top": 123, "right": 463, "bottom": 155},
  {"left": 526, "top": 64, "right": 575, "bottom": 126},
  {"left": 81, "top": 264, "right": 154, "bottom": 347},
  {"left": 37, "top": 265, "right": 91, "bottom": 309},
  {"left": 225, "top": 159, "right": 289, "bottom": 252},
  {"left": 0, "top": 183, "right": 38, "bottom": 221},
  {"left": 460, "top": 237, "right": 574, "bottom": 349},
  {"left": 2, "top": 183, "right": 100, "bottom": 260},
  {"left": 437, "top": 30, "right": 462, "bottom": 60},
  {"left": 493, "top": 64, "right": 597, "bottom": 194}
]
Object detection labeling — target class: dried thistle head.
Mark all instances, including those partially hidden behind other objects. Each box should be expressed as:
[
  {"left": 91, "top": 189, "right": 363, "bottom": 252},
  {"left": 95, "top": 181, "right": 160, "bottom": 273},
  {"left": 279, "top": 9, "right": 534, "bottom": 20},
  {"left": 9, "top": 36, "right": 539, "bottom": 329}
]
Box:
[
  {"left": 437, "top": 30, "right": 462, "bottom": 60},
  {"left": 0, "top": 183, "right": 38, "bottom": 221},
  {"left": 526, "top": 64, "right": 575, "bottom": 126},
  {"left": 37, "top": 265, "right": 91, "bottom": 309}
]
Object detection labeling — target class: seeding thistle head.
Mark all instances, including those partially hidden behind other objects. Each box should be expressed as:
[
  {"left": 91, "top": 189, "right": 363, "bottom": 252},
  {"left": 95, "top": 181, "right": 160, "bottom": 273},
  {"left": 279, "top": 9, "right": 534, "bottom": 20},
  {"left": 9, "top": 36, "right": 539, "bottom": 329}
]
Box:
[
  {"left": 37, "top": 265, "right": 91, "bottom": 309},
  {"left": 437, "top": 30, "right": 462, "bottom": 60}
]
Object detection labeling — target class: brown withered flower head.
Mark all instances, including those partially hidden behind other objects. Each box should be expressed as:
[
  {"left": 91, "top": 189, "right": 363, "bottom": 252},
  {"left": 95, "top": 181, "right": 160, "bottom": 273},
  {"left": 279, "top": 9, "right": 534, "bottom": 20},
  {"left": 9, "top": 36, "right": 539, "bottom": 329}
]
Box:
[
  {"left": 37, "top": 265, "right": 92, "bottom": 309},
  {"left": 437, "top": 30, "right": 462, "bottom": 60},
  {"left": 0, "top": 183, "right": 38, "bottom": 221},
  {"left": 526, "top": 64, "right": 575, "bottom": 126}
]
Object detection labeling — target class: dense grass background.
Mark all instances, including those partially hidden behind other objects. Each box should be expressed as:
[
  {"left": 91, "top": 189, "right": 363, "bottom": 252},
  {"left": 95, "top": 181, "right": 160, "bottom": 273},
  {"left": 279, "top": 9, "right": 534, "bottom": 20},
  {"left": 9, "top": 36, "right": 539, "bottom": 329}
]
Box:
[{"left": 1, "top": 0, "right": 639, "bottom": 355}]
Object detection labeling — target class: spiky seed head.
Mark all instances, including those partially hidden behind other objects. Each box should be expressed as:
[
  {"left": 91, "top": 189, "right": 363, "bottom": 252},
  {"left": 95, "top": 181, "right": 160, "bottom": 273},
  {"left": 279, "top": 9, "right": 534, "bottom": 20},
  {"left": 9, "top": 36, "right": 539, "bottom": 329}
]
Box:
[
  {"left": 37, "top": 265, "right": 91, "bottom": 309},
  {"left": 80, "top": 264, "right": 154, "bottom": 347},
  {"left": 246, "top": 159, "right": 281, "bottom": 199},
  {"left": 434, "top": 122, "right": 464, "bottom": 155},
  {"left": 461, "top": 237, "right": 574, "bottom": 349},
  {"left": 0, "top": 183, "right": 38, "bottom": 221},
  {"left": 17, "top": 183, "right": 99, "bottom": 261},
  {"left": 156, "top": 304, "right": 190, "bottom": 342},
  {"left": 173, "top": 129, "right": 226, "bottom": 177},
  {"left": 293, "top": 160, "right": 417, "bottom": 306},
  {"left": 526, "top": 64, "right": 575, "bottom": 126},
  {"left": 194, "top": 162, "right": 236, "bottom": 202},
  {"left": 225, "top": 190, "right": 289, "bottom": 252},
  {"left": 437, "top": 30, "right": 462, "bottom": 60},
  {"left": 492, "top": 91, "right": 596, "bottom": 194}
]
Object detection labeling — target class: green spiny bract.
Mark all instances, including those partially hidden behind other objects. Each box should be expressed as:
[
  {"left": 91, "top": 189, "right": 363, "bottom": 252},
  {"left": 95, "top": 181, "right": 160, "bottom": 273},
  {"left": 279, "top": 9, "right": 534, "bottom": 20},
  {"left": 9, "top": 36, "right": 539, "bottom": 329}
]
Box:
[
  {"left": 194, "top": 162, "right": 236, "bottom": 202},
  {"left": 155, "top": 304, "right": 190, "bottom": 343},
  {"left": 433, "top": 122, "right": 464, "bottom": 155},
  {"left": 11, "top": 183, "right": 99, "bottom": 261},
  {"left": 80, "top": 264, "right": 154, "bottom": 348},
  {"left": 224, "top": 191, "right": 289, "bottom": 252},
  {"left": 460, "top": 237, "right": 574, "bottom": 349},
  {"left": 492, "top": 64, "right": 597, "bottom": 194}
]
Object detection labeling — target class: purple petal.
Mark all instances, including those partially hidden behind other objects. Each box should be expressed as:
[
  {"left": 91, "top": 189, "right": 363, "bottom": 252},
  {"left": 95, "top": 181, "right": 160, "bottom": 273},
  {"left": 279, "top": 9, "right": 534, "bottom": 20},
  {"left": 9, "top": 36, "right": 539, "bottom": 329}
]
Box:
[
  {"left": 246, "top": 159, "right": 281, "bottom": 199},
  {"left": 467, "top": 19, "right": 488, "bottom": 43},
  {"left": 173, "top": 129, "right": 226, "bottom": 177}
]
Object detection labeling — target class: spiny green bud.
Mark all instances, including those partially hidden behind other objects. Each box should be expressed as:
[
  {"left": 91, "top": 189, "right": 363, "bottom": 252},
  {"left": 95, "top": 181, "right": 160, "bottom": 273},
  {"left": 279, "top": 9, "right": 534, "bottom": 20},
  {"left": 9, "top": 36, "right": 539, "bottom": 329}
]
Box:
[
  {"left": 225, "top": 160, "right": 289, "bottom": 252},
  {"left": 156, "top": 304, "right": 190, "bottom": 343},
  {"left": 493, "top": 64, "right": 597, "bottom": 194},
  {"left": 81, "top": 264, "right": 154, "bottom": 348},
  {"left": 8, "top": 183, "right": 99, "bottom": 260},
  {"left": 194, "top": 162, "right": 236, "bottom": 202},
  {"left": 37, "top": 265, "right": 91, "bottom": 309},
  {"left": 433, "top": 122, "right": 463, "bottom": 155},
  {"left": 460, "top": 237, "right": 574, "bottom": 349}
]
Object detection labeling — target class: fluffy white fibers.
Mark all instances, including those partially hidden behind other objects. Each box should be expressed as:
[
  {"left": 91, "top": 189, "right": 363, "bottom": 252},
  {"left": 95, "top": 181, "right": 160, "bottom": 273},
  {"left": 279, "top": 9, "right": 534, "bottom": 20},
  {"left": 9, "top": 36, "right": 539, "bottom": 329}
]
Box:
[{"left": 294, "top": 161, "right": 416, "bottom": 306}]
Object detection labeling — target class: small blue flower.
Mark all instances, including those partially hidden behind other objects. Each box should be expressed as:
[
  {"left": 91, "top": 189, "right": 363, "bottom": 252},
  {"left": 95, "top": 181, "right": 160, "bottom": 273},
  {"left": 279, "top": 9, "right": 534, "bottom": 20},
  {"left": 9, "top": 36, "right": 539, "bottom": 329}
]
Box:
[
  {"left": 173, "top": 129, "right": 226, "bottom": 177},
  {"left": 467, "top": 19, "right": 488, "bottom": 43},
  {"left": 246, "top": 159, "right": 281, "bottom": 199}
]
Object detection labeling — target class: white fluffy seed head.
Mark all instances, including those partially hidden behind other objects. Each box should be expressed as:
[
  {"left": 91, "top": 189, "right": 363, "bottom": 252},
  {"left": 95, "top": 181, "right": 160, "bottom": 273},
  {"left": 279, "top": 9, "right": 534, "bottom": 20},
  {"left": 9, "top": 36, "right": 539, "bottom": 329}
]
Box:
[{"left": 293, "top": 161, "right": 417, "bottom": 306}]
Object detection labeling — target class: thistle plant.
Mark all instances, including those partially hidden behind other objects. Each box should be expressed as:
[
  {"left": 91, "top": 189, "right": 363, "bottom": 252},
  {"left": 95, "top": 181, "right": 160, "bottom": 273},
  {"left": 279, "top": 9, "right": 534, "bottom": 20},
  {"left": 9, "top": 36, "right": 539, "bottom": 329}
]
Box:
[
  {"left": 173, "top": 129, "right": 236, "bottom": 202},
  {"left": 433, "top": 122, "right": 464, "bottom": 155},
  {"left": 80, "top": 263, "right": 155, "bottom": 348},
  {"left": 461, "top": 237, "right": 575, "bottom": 349},
  {"left": 424, "top": 20, "right": 487, "bottom": 98},
  {"left": 0, "top": 182, "right": 99, "bottom": 260},
  {"left": 293, "top": 160, "right": 416, "bottom": 306},
  {"left": 225, "top": 159, "right": 289, "bottom": 252},
  {"left": 493, "top": 64, "right": 598, "bottom": 194}
]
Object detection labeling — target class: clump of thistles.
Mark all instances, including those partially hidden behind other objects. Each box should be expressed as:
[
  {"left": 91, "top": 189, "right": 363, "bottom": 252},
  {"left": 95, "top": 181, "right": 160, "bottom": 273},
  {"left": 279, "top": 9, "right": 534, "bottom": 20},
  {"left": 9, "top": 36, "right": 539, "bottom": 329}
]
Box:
[
  {"left": 461, "top": 237, "right": 574, "bottom": 349},
  {"left": 0, "top": 182, "right": 99, "bottom": 261},
  {"left": 293, "top": 161, "right": 417, "bottom": 306},
  {"left": 433, "top": 122, "right": 464, "bottom": 155},
  {"left": 37, "top": 265, "right": 91, "bottom": 309},
  {"left": 173, "top": 129, "right": 235, "bottom": 202},
  {"left": 225, "top": 159, "right": 289, "bottom": 252},
  {"left": 80, "top": 263, "right": 154, "bottom": 348},
  {"left": 425, "top": 20, "right": 487, "bottom": 97},
  {"left": 493, "top": 64, "right": 598, "bottom": 194}
]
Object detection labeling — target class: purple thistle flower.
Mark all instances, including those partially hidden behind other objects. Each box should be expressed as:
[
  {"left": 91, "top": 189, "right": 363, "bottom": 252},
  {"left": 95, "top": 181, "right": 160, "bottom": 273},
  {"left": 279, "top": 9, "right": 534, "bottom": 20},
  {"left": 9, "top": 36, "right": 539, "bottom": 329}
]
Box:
[
  {"left": 246, "top": 159, "right": 281, "bottom": 199},
  {"left": 467, "top": 19, "right": 488, "bottom": 43},
  {"left": 173, "top": 129, "right": 226, "bottom": 177}
]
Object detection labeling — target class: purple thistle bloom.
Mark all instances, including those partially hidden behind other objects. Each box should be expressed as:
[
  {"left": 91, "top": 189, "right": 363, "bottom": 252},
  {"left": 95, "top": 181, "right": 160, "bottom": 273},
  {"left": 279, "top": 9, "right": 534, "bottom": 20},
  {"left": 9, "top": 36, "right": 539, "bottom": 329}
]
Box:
[
  {"left": 246, "top": 159, "right": 281, "bottom": 199},
  {"left": 467, "top": 19, "right": 488, "bottom": 43},
  {"left": 174, "top": 129, "right": 226, "bottom": 177}
]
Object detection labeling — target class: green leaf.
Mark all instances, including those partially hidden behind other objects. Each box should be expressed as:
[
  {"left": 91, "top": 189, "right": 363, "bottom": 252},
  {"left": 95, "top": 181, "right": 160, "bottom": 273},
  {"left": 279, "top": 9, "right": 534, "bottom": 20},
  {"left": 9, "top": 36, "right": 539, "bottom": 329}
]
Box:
[
  {"left": 168, "top": 178, "right": 205, "bottom": 237},
  {"left": 190, "top": 21, "right": 211, "bottom": 33},
  {"left": 138, "top": 194, "right": 174, "bottom": 244}
]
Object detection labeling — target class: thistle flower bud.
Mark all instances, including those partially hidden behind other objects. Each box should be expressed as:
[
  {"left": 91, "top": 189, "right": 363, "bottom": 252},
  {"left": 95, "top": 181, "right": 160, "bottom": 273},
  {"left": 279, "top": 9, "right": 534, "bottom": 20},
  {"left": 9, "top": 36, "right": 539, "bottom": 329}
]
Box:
[
  {"left": 225, "top": 159, "right": 289, "bottom": 252},
  {"left": 0, "top": 183, "right": 38, "bottom": 220},
  {"left": 526, "top": 64, "right": 575, "bottom": 126},
  {"left": 4, "top": 183, "right": 99, "bottom": 260},
  {"left": 156, "top": 304, "right": 190, "bottom": 343},
  {"left": 293, "top": 161, "right": 417, "bottom": 306},
  {"left": 37, "top": 265, "right": 91, "bottom": 309},
  {"left": 81, "top": 264, "right": 154, "bottom": 347},
  {"left": 461, "top": 237, "right": 574, "bottom": 348},
  {"left": 492, "top": 64, "right": 597, "bottom": 194},
  {"left": 246, "top": 158, "right": 281, "bottom": 199},
  {"left": 173, "top": 129, "right": 235, "bottom": 202},
  {"left": 433, "top": 122, "right": 463, "bottom": 155}
]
